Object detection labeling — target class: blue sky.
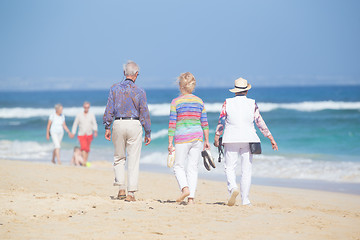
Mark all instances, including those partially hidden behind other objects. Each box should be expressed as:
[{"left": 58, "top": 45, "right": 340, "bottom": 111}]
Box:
[{"left": 0, "top": 0, "right": 359, "bottom": 90}]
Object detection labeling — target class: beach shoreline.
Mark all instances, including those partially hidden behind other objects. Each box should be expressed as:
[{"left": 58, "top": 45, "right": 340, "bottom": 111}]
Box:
[
  {"left": 3, "top": 156, "right": 360, "bottom": 195},
  {"left": 1, "top": 159, "right": 359, "bottom": 240},
  {"left": 139, "top": 162, "right": 360, "bottom": 196}
]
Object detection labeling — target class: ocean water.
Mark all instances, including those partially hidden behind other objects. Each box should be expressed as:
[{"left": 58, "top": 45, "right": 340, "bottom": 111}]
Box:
[{"left": 1, "top": 86, "right": 360, "bottom": 186}]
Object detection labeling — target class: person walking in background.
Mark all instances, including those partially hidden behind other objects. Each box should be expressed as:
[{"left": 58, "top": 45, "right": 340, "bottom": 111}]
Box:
[
  {"left": 46, "top": 103, "right": 73, "bottom": 165},
  {"left": 71, "top": 101, "right": 98, "bottom": 166},
  {"left": 168, "top": 72, "right": 210, "bottom": 205},
  {"left": 214, "top": 77, "right": 278, "bottom": 206},
  {"left": 103, "top": 60, "right": 151, "bottom": 202}
]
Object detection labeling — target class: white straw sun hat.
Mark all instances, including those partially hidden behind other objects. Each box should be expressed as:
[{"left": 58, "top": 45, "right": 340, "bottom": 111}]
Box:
[{"left": 229, "top": 77, "right": 252, "bottom": 93}]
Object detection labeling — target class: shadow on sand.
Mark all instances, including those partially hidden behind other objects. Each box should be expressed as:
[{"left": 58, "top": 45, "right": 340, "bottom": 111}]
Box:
[{"left": 206, "top": 202, "right": 226, "bottom": 206}]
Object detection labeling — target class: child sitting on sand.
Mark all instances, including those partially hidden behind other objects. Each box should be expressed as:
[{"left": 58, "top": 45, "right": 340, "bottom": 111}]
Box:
[{"left": 71, "top": 147, "right": 84, "bottom": 166}]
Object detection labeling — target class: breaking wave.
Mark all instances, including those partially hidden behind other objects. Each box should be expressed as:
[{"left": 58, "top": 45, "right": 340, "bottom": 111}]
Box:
[{"left": 0, "top": 101, "right": 359, "bottom": 119}]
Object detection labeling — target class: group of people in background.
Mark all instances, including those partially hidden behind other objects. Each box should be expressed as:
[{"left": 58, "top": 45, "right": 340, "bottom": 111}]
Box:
[
  {"left": 46, "top": 60, "right": 278, "bottom": 206},
  {"left": 46, "top": 101, "right": 98, "bottom": 166}
]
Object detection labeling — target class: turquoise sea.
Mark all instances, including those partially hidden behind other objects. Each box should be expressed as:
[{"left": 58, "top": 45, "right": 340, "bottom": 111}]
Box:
[{"left": 1, "top": 86, "right": 360, "bottom": 192}]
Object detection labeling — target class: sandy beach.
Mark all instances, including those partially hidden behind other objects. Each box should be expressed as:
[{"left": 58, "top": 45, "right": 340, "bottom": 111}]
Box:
[{"left": 0, "top": 159, "right": 359, "bottom": 240}]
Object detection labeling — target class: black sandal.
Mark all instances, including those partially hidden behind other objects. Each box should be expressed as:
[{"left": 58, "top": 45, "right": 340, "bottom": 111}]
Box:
[
  {"left": 201, "top": 149, "right": 216, "bottom": 171},
  {"left": 217, "top": 137, "right": 224, "bottom": 163}
]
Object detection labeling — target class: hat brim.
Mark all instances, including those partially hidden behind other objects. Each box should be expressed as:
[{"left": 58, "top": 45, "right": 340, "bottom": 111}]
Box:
[{"left": 229, "top": 84, "right": 251, "bottom": 93}]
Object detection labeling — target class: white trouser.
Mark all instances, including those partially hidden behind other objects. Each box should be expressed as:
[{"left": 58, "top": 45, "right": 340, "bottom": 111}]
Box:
[
  {"left": 50, "top": 131, "right": 64, "bottom": 149},
  {"left": 112, "top": 120, "right": 143, "bottom": 192},
  {"left": 173, "top": 140, "right": 202, "bottom": 198},
  {"left": 224, "top": 142, "right": 253, "bottom": 205}
]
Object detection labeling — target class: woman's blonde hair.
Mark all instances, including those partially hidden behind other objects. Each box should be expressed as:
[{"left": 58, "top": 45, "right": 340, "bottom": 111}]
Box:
[{"left": 178, "top": 72, "right": 196, "bottom": 94}]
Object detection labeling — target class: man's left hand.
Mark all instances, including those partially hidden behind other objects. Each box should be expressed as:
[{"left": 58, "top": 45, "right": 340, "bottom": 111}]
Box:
[
  {"left": 105, "top": 129, "right": 111, "bottom": 141},
  {"left": 145, "top": 137, "right": 151, "bottom": 145}
]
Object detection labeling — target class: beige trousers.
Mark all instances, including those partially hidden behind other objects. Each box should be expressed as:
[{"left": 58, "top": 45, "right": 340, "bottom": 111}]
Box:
[{"left": 112, "top": 119, "right": 143, "bottom": 192}]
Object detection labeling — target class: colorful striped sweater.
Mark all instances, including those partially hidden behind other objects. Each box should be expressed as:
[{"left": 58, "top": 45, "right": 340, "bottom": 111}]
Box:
[{"left": 168, "top": 94, "right": 209, "bottom": 144}]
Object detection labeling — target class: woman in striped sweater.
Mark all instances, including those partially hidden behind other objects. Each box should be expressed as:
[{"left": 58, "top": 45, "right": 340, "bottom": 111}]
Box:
[{"left": 168, "top": 72, "right": 210, "bottom": 204}]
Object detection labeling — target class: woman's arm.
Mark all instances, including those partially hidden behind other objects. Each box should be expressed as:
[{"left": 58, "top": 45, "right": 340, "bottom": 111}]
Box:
[
  {"left": 214, "top": 101, "right": 226, "bottom": 147},
  {"left": 168, "top": 135, "right": 174, "bottom": 153},
  {"left": 268, "top": 134, "right": 278, "bottom": 151},
  {"left": 200, "top": 103, "right": 210, "bottom": 150},
  {"left": 168, "top": 100, "right": 177, "bottom": 152},
  {"left": 63, "top": 121, "right": 73, "bottom": 138},
  {"left": 203, "top": 128, "right": 210, "bottom": 150},
  {"left": 168, "top": 100, "right": 177, "bottom": 136},
  {"left": 254, "top": 103, "right": 271, "bottom": 137},
  {"left": 46, "top": 120, "right": 52, "bottom": 140},
  {"left": 254, "top": 103, "right": 278, "bottom": 150}
]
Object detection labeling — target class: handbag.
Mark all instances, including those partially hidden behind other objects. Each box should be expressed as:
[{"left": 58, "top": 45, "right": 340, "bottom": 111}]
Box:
[{"left": 249, "top": 142, "right": 262, "bottom": 154}]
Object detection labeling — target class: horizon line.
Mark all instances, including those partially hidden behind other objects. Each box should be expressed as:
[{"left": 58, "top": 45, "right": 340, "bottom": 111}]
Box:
[{"left": 1, "top": 83, "right": 360, "bottom": 92}]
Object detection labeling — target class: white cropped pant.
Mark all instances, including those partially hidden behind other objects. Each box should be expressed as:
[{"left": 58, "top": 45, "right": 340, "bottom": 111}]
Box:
[
  {"left": 173, "top": 141, "right": 202, "bottom": 198},
  {"left": 50, "top": 131, "right": 64, "bottom": 149},
  {"left": 224, "top": 142, "right": 253, "bottom": 205}
]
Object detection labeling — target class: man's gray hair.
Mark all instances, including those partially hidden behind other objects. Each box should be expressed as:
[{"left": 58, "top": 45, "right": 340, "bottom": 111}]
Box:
[
  {"left": 123, "top": 60, "right": 139, "bottom": 76},
  {"left": 54, "top": 103, "right": 62, "bottom": 111}
]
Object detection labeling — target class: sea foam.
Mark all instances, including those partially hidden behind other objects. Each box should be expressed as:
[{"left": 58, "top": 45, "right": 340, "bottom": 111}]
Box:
[
  {"left": 1, "top": 101, "right": 360, "bottom": 119},
  {"left": 0, "top": 140, "right": 54, "bottom": 160},
  {"left": 1, "top": 139, "right": 360, "bottom": 183},
  {"left": 139, "top": 150, "right": 360, "bottom": 183}
]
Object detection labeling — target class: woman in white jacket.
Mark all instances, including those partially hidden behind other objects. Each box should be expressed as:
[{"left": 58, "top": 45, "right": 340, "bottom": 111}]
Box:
[{"left": 214, "top": 78, "right": 278, "bottom": 206}]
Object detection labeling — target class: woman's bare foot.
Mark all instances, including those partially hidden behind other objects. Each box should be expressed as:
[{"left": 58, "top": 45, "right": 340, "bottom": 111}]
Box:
[
  {"left": 187, "top": 198, "right": 195, "bottom": 205},
  {"left": 176, "top": 187, "right": 190, "bottom": 202},
  {"left": 52, "top": 150, "right": 56, "bottom": 164}
]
